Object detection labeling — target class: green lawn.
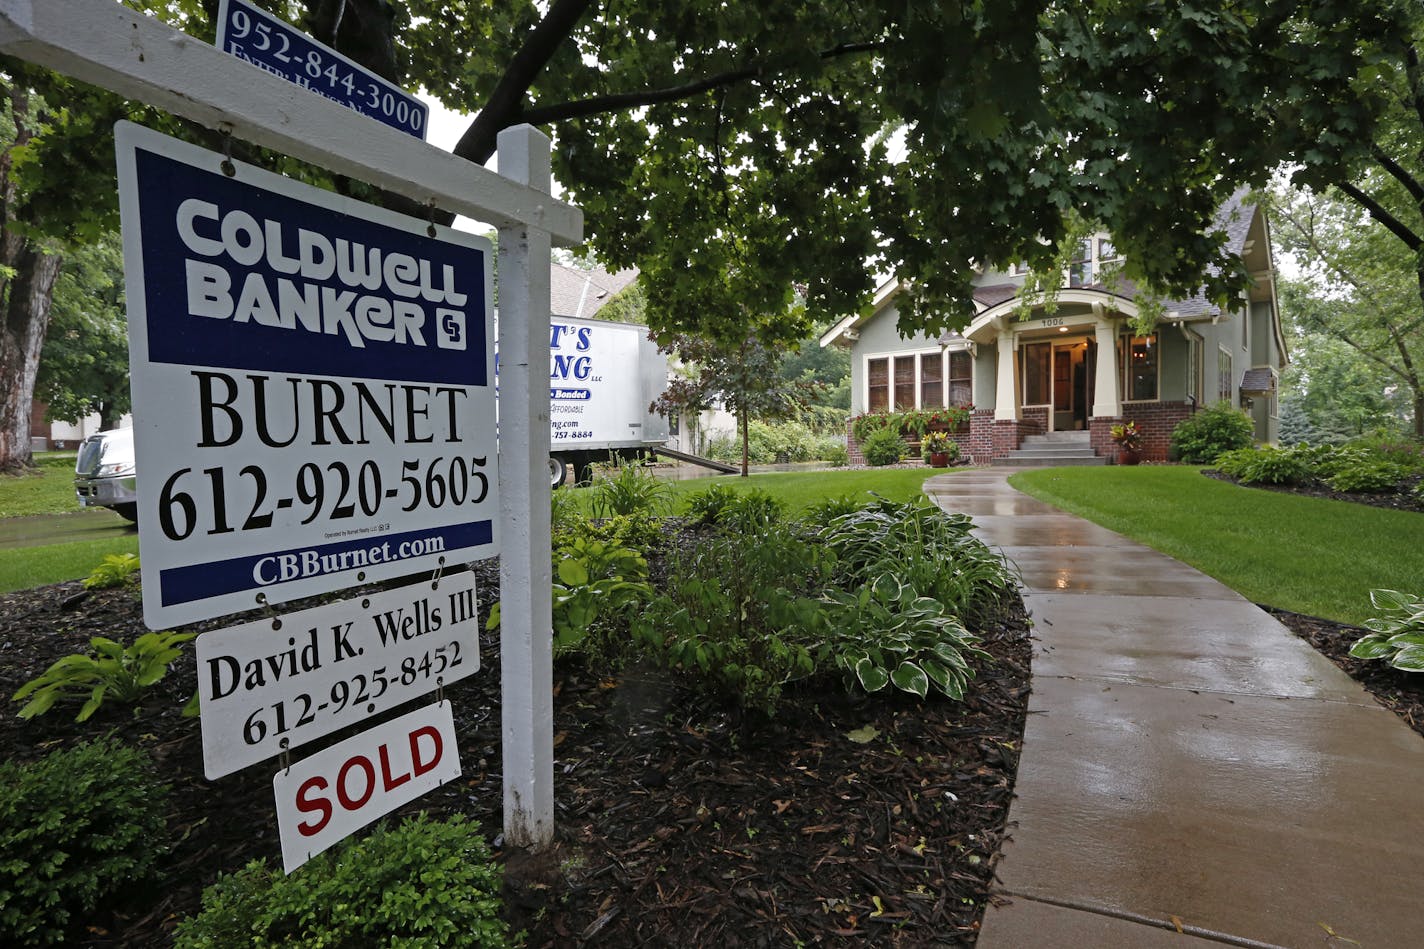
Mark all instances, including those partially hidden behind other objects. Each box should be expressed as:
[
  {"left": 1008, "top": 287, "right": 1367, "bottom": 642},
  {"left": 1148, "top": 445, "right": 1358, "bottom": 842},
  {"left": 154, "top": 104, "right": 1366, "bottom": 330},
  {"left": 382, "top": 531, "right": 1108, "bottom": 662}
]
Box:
[
  {"left": 1009, "top": 466, "right": 1424, "bottom": 625},
  {"left": 562, "top": 466, "right": 951, "bottom": 515},
  {"left": 0, "top": 452, "right": 82, "bottom": 517},
  {"left": 0, "top": 535, "right": 141, "bottom": 593}
]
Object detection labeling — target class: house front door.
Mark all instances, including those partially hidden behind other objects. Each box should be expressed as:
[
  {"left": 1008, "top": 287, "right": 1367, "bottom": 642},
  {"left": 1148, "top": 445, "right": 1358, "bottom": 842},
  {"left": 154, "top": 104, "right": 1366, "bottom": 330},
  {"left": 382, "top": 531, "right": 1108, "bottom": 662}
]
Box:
[{"left": 1049, "top": 338, "right": 1094, "bottom": 431}]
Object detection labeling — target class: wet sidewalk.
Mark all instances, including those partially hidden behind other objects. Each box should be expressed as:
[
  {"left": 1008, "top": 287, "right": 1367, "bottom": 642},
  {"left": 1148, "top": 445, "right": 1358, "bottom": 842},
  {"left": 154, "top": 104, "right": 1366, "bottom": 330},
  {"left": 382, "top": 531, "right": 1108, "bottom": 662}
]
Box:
[{"left": 926, "top": 469, "right": 1424, "bottom": 948}]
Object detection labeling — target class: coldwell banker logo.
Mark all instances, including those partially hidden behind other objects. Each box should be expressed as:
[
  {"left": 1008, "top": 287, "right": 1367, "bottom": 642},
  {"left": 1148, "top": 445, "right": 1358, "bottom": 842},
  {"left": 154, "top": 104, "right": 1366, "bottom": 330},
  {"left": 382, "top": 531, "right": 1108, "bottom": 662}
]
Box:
[{"left": 176, "top": 198, "right": 468, "bottom": 351}]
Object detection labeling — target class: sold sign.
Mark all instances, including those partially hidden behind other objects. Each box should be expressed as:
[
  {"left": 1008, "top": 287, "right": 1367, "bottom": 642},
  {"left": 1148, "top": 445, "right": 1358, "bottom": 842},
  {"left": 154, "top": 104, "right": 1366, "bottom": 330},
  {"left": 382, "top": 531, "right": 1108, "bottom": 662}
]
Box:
[{"left": 273, "top": 702, "right": 459, "bottom": 872}]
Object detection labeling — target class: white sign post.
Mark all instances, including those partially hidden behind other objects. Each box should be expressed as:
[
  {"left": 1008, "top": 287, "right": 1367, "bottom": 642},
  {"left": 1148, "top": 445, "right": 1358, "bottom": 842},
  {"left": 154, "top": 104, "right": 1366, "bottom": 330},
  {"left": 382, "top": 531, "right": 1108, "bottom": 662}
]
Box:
[{"left": 0, "top": 0, "right": 569, "bottom": 851}]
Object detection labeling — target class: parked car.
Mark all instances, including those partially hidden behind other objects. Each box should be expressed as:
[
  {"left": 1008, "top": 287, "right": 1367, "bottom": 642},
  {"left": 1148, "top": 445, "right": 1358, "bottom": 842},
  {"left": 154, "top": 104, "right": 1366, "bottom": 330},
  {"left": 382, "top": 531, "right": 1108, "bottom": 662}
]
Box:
[{"left": 74, "top": 428, "right": 138, "bottom": 521}]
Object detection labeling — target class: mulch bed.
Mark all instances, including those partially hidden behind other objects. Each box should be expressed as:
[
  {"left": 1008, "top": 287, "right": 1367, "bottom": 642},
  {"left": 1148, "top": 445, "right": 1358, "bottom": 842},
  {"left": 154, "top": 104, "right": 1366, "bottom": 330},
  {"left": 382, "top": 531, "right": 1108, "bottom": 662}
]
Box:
[
  {"left": 0, "top": 549, "right": 1031, "bottom": 946},
  {"left": 1266, "top": 606, "right": 1424, "bottom": 739},
  {"left": 1202, "top": 468, "right": 1424, "bottom": 514}
]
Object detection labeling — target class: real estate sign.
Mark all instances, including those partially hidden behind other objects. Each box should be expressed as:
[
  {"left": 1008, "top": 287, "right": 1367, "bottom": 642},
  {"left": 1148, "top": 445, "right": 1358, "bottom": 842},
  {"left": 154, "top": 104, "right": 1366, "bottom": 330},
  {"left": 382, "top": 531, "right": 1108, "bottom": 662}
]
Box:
[
  {"left": 215, "top": 0, "right": 428, "bottom": 139},
  {"left": 273, "top": 701, "right": 461, "bottom": 873},
  {"left": 196, "top": 573, "right": 480, "bottom": 779},
  {"left": 116, "top": 121, "right": 498, "bottom": 629}
]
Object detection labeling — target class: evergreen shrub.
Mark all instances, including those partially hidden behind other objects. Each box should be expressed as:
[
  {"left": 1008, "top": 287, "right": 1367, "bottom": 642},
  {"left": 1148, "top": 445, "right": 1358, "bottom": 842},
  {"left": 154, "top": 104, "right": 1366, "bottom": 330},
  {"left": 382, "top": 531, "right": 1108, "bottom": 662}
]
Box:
[
  {"left": 0, "top": 740, "right": 168, "bottom": 947},
  {"left": 860, "top": 427, "right": 906, "bottom": 466},
  {"left": 1169, "top": 401, "right": 1254, "bottom": 463},
  {"left": 174, "top": 815, "right": 510, "bottom": 949}
]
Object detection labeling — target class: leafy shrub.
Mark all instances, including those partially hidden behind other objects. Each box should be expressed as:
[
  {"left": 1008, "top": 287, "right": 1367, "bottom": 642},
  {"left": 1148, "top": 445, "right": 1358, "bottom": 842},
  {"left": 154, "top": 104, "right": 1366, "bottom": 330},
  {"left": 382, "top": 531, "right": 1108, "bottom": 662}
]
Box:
[
  {"left": 174, "top": 814, "right": 510, "bottom": 949},
  {"left": 586, "top": 510, "right": 665, "bottom": 553},
  {"left": 1348, "top": 589, "right": 1424, "bottom": 673},
  {"left": 1170, "top": 401, "right": 1254, "bottom": 463},
  {"left": 849, "top": 412, "right": 901, "bottom": 444},
  {"left": 704, "top": 423, "right": 847, "bottom": 465},
  {"left": 823, "top": 441, "right": 850, "bottom": 467},
  {"left": 820, "top": 573, "right": 989, "bottom": 699},
  {"left": 12, "top": 630, "right": 197, "bottom": 721},
  {"left": 819, "top": 498, "right": 1014, "bottom": 624},
  {"left": 83, "top": 553, "right": 140, "bottom": 590},
  {"left": 1327, "top": 458, "right": 1410, "bottom": 493},
  {"left": 1214, "top": 445, "right": 1313, "bottom": 485},
  {"left": 682, "top": 483, "right": 743, "bottom": 525},
  {"left": 632, "top": 525, "right": 827, "bottom": 714},
  {"left": 1347, "top": 434, "right": 1424, "bottom": 472},
  {"left": 590, "top": 461, "right": 669, "bottom": 518},
  {"left": 1, "top": 740, "right": 168, "bottom": 946},
  {"left": 802, "top": 494, "right": 864, "bottom": 525},
  {"left": 717, "top": 490, "right": 786, "bottom": 531},
  {"left": 860, "top": 427, "right": 906, "bottom": 466},
  {"left": 489, "top": 535, "right": 652, "bottom": 659},
  {"left": 550, "top": 486, "right": 584, "bottom": 538}
]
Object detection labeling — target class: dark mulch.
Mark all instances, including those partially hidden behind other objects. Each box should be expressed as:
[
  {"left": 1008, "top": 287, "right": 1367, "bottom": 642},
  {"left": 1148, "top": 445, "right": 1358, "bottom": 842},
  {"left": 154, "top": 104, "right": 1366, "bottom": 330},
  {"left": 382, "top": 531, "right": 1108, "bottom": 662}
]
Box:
[
  {"left": 1266, "top": 606, "right": 1424, "bottom": 739},
  {"left": 0, "top": 551, "right": 1031, "bottom": 945},
  {"left": 1202, "top": 468, "right": 1424, "bottom": 514}
]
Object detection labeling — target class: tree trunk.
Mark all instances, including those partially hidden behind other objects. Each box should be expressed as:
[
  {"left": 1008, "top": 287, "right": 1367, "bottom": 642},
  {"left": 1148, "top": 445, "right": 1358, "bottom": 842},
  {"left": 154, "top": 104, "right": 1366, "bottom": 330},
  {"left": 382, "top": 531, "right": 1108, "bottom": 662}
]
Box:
[
  {"left": 98, "top": 400, "right": 119, "bottom": 434},
  {"left": 0, "top": 247, "right": 62, "bottom": 470},
  {"left": 739, "top": 405, "right": 749, "bottom": 477}
]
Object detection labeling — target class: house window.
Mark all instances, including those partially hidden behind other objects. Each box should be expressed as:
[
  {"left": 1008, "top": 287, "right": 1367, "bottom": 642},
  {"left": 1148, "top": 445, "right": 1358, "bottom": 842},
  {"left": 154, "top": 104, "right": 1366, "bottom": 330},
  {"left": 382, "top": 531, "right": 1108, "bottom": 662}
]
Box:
[
  {"left": 1067, "top": 239, "right": 1093, "bottom": 287},
  {"left": 1023, "top": 342, "right": 1052, "bottom": 405},
  {"left": 867, "top": 357, "right": 889, "bottom": 413},
  {"left": 948, "top": 350, "right": 973, "bottom": 406},
  {"left": 1122, "top": 334, "right": 1158, "bottom": 401},
  {"left": 1186, "top": 332, "right": 1203, "bottom": 404},
  {"left": 920, "top": 353, "right": 943, "bottom": 408},
  {"left": 1218, "top": 347, "right": 1233, "bottom": 404},
  {"left": 893, "top": 357, "right": 916, "bottom": 410},
  {"left": 867, "top": 351, "right": 971, "bottom": 412},
  {"left": 1097, "top": 238, "right": 1119, "bottom": 263},
  {"left": 1241, "top": 307, "right": 1250, "bottom": 350}
]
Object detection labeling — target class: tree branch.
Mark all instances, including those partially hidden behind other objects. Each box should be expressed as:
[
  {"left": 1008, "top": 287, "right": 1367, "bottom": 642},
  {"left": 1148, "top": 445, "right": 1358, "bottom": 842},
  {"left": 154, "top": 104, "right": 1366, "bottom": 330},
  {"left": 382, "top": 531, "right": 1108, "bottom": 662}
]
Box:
[
  {"left": 453, "top": 0, "right": 596, "bottom": 166},
  {"left": 1370, "top": 142, "right": 1424, "bottom": 210},
  {"left": 518, "top": 41, "right": 884, "bottom": 128},
  {"left": 1335, "top": 180, "right": 1423, "bottom": 251}
]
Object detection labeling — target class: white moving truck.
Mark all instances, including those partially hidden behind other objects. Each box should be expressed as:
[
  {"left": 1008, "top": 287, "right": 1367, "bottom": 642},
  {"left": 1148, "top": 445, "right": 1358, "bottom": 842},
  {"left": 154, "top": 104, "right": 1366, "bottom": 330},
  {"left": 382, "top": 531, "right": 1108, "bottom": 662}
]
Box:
[{"left": 541, "top": 315, "right": 671, "bottom": 487}]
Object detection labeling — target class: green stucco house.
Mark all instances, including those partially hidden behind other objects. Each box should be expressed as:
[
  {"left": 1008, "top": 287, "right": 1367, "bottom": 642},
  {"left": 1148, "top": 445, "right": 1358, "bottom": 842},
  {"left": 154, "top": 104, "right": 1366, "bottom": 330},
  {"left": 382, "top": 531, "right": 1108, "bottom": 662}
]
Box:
[{"left": 821, "top": 193, "right": 1286, "bottom": 464}]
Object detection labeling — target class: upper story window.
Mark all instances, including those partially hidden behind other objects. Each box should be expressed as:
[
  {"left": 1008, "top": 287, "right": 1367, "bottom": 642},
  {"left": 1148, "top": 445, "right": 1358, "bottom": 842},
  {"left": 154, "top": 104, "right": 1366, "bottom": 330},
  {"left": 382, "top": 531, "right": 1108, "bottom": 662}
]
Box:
[
  {"left": 1218, "top": 347, "right": 1234, "bottom": 404},
  {"left": 1067, "top": 239, "right": 1093, "bottom": 287}
]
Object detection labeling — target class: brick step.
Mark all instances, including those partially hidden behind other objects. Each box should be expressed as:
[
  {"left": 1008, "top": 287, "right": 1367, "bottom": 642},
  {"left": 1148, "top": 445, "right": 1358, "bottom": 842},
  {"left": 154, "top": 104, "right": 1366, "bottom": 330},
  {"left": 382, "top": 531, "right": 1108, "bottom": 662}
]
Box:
[{"left": 998, "top": 454, "right": 1107, "bottom": 467}]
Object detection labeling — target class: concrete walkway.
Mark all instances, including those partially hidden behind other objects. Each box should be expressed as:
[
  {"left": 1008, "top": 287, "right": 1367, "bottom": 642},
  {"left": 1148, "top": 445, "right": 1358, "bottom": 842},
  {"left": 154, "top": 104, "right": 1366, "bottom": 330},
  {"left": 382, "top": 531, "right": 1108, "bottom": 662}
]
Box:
[{"left": 925, "top": 469, "right": 1424, "bottom": 949}]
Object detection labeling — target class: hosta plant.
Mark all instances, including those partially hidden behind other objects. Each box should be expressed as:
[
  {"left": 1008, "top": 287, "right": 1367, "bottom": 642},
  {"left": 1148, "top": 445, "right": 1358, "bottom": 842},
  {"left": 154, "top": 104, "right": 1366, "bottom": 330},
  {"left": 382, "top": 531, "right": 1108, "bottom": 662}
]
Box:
[
  {"left": 820, "top": 573, "right": 989, "bottom": 700},
  {"left": 488, "top": 536, "right": 651, "bottom": 658},
  {"left": 12, "top": 631, "right": 197, "bottom": 721},
  {"left": 1348, "top": 589, "right": 1424, "bottom": 673}
]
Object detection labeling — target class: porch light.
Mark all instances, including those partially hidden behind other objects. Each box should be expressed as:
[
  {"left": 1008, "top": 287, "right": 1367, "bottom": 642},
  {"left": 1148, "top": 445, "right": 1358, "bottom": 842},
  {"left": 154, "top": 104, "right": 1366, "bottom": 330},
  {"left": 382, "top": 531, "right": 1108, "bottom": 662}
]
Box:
[{"left": 1058, "top": 326, "right": 1069, "bottom": 332}]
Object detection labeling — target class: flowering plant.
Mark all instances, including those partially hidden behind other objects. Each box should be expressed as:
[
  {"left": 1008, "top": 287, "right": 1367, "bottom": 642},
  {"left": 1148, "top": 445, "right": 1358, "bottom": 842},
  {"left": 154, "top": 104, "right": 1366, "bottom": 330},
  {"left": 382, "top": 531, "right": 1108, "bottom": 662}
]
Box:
[
  {"left": 922, "top": 431, "right": 954, "bottom": 454},
  {"left": 1109, "top": 421, "right": 1143, "bottom": 452}
]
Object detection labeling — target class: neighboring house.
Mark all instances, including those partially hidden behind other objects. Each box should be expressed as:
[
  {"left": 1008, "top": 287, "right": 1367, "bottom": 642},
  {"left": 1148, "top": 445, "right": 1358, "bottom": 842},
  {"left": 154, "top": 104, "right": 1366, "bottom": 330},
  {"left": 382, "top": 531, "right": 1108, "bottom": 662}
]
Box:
[
  {"left": 28, "top": 401, "right": 132, "bottom": 451},
  {"left": 550, "top": 260, "right": 639, "bottom": 321},
  {"left": 821, "top": 193, "right": 1286, "bottom": 463}
]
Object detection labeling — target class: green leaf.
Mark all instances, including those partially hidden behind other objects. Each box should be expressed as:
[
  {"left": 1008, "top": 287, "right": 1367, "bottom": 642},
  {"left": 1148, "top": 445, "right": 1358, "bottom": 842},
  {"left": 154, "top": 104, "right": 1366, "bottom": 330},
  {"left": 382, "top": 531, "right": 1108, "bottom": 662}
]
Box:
[
  {"left": 1389, "top": 645, "right": 1424, "bottom": 673},
  {"left": 1349, "top": 637, "right": 1396, "bottom": 660},
  {"left": 890, "top": 661, "right": 930, "bottom": 698},
  {"left": 854, "top": 657, "right": 890, "bottom": 692},
  {"left": 76, "top": 684, "right": 107, "bottom": 722},
  {"left": 1370, "top": 589, "right": 1415, "bottom": 611},
  {"left": 845, "top": 724, "right": 880, "bottom": 744},
  {"left": 557, "top": 558, "right": 590, "bottom": 587}
]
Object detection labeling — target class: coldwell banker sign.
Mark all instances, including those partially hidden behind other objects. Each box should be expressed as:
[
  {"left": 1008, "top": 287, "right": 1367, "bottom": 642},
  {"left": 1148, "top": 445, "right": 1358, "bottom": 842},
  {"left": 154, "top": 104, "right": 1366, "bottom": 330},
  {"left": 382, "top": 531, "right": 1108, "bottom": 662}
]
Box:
[{"left": 115, "top": 122, "right": 498, "bottom": 628}]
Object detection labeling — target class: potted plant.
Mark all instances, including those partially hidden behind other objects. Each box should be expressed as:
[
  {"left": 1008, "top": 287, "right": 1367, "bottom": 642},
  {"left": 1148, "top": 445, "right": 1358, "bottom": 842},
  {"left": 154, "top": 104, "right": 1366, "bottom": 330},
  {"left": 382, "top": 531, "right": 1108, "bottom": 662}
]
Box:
[
  {"left": 1110, "top": 421, "right": 1143, "bottom": 465},
  {"left": 922, "top": 431, "right": 958, "bottom": 468}
]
